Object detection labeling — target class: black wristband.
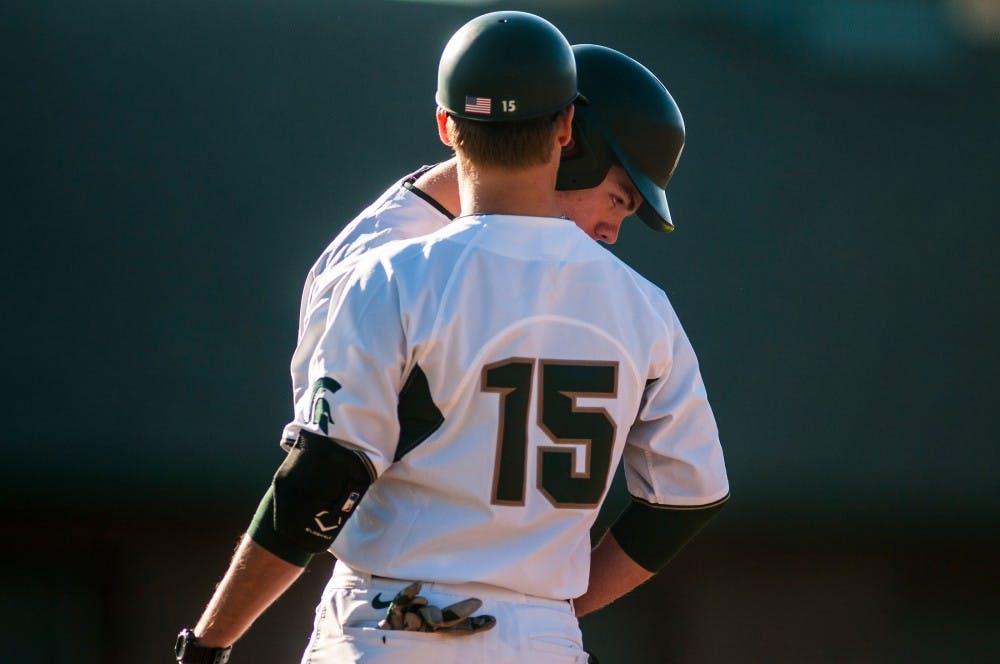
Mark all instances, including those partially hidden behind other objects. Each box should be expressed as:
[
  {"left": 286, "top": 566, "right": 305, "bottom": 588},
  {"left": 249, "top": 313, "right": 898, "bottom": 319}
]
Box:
[{"left": 175, "top": 628, "right": 232, "bottom": 664}]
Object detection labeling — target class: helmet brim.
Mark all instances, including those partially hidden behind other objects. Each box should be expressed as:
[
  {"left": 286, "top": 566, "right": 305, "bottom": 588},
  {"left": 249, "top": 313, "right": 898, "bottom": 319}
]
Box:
[{"left": 618, "top": 150, "right": 674, "bottom": 233}]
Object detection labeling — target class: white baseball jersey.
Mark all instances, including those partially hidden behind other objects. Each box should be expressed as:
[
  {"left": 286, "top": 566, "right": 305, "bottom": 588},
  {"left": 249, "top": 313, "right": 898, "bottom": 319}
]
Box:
[
  {"left": 283, "top": 166, "right": 451, "bottom": 433},
  {"left": 282, "top": 200, "right": 729, "bottom": 600}
]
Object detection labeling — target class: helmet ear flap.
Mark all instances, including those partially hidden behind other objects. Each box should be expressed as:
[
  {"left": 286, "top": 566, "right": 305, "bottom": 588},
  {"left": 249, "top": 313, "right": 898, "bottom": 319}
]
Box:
[{"left": 556, "top": 114, "right": 615, "bottom": 191}]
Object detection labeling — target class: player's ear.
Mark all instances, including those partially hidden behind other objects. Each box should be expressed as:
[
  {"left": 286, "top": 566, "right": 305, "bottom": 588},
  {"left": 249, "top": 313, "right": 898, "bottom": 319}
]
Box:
[
  {"left": 560, "top": 135, "right": 579, "bottom": 159},
  {"left": 555, "top": 104, "right": 574, "bottom": 148},
  {"left": 436, "top": 107, "right": 453, "bottom": 147}
]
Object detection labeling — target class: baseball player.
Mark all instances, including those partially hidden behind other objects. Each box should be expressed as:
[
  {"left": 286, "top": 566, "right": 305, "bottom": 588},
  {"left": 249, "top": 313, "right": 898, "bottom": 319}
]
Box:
[
  {"left": 177, "top": 12, "right": 728, "bottom": 664},
  {"left": 289, "top": 40, "right": 688, "bottom": 427}
]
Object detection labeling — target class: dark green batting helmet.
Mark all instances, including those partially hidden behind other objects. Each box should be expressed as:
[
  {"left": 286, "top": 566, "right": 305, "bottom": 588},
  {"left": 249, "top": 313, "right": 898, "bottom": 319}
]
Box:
[
  {"left": 436, "top": 11, "right": 578, "bottom": 121},
  {"left": 556, "top": 45, "right": 686, "bottom": 232}
]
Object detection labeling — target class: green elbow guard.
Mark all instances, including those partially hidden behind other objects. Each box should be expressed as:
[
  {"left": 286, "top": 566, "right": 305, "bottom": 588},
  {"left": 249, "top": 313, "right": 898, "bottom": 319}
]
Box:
[
  {"left": 250, "top": 431, "right": 376, "bottom": 563},
  {"left": 610, "top": 495, "right": 729, "bottom": 572}
]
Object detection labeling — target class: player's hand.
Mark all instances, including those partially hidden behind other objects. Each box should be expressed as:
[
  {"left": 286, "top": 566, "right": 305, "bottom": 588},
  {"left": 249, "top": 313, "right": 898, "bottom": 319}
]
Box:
[{"left": 377, "top": 581, "right": 496, "bottom": 634}]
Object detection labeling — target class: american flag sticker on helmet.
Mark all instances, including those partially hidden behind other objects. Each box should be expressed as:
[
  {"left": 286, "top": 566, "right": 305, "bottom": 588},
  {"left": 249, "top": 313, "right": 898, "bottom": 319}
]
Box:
[{"left": 464, "top": 96, "right": 491, "bottom": 115}]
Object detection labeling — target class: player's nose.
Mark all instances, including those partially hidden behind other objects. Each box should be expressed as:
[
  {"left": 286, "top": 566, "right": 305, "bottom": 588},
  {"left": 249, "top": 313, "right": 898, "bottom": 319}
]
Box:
[{"left": 594, "top": 221, "right": 620, "bottom": 244}]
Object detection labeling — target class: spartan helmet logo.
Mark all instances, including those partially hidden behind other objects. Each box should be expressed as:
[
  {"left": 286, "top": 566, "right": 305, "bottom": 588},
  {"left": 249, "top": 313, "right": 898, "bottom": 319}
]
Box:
[{"left": 309, "top": 377, "right": 342, "bottom": 434}]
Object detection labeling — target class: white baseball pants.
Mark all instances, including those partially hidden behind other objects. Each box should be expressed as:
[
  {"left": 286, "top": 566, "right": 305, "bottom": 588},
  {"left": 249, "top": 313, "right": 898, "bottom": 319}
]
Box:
[{"left": 300, "top": 561, "right": 589, "bottom": 663}]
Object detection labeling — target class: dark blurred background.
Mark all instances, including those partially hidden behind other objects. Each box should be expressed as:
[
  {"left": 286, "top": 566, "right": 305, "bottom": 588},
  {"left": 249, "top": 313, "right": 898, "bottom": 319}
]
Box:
[{"left": 3, "top": 0, "right": 999, "bottom": 661}]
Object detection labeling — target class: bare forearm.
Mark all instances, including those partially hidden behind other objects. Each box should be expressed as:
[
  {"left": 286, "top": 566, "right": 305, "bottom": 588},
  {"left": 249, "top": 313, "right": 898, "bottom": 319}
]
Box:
[
  {"left": 194, "top": 534, "right": 306, "bottom": 647},
  {"left": 574, "top": 532, "right": 653, "bottom": 617}
]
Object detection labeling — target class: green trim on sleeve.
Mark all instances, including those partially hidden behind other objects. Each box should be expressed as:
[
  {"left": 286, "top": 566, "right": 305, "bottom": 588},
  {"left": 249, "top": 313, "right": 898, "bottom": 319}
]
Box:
[
  {"left": 247, "top": 485, "right": 315, "bottom": 568},
  {"left": 610, "top": 494, "right": 729, "bottom": 573}
]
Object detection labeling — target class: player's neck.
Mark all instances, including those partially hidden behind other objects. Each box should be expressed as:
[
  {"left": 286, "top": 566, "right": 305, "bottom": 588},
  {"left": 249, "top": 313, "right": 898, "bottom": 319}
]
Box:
[
  {"left": 413, "top": 159, "right": 461, "bottom": 218},
  {"left": 456, "top": 159, "right": 561, "bottom": 219}
]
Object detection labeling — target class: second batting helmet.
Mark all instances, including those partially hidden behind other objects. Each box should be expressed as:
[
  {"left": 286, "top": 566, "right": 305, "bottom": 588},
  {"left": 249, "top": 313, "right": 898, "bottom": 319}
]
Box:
[
  {"left": 436, "top": 11, "right": 578, "bottom": 121},
  {"left": 556, "top": 45, "right": 685, "bottom": 232}
]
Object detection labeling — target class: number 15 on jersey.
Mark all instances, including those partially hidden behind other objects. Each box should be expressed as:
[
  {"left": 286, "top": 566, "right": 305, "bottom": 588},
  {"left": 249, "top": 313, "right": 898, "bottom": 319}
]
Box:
[{"left": 481, "top": 358, "right": 618, "bottom": 509}]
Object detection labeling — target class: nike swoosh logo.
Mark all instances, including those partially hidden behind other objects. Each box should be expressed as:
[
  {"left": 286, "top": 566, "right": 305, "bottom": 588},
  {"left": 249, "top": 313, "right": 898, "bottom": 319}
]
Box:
[{"left": 371, "top": 593, "right": 392, "bottom": 610}]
